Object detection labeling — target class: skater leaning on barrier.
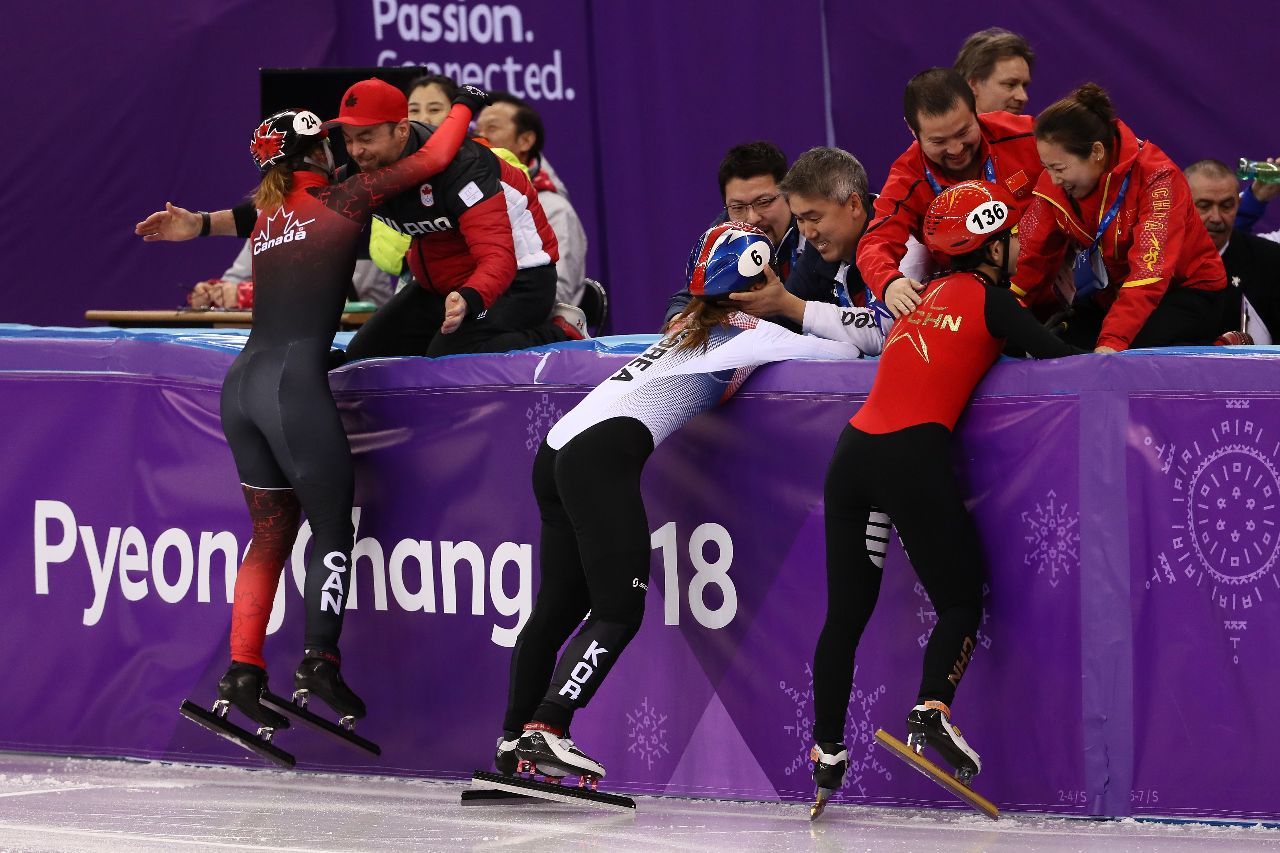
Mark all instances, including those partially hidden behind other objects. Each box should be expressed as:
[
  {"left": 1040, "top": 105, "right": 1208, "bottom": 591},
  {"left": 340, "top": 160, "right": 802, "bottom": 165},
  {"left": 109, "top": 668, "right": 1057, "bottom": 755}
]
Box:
[
  {"left": 492, "top": 222, "right": 888, "bottom": 792},
  {"left": 808, "top": 180, "right": 1089, "bottom": 817},
  {"left": 137, "top": 87, "right": 487, "bottom": 765}
]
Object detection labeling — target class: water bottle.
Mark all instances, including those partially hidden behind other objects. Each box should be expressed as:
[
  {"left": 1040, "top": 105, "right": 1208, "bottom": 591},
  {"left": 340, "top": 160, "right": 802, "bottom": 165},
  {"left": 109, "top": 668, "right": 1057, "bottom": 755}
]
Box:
[{"left": 1237, "top": 158, "right": 1280, "bottom": 185}]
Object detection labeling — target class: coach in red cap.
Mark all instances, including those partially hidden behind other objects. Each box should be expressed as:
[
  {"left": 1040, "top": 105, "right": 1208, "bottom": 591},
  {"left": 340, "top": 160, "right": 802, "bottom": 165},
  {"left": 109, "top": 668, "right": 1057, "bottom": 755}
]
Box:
[
  {"left": 323, "top": 77, "right": 580, "bottom": 359},
  {"left": 324, "top": 79, "right": 414, "bottom": 175},
  {"left": 171, "top": 76, "right": 580, "bottom": 357},
  {"left": 331, "top": 78, "right": 409, "bottom": 125}
]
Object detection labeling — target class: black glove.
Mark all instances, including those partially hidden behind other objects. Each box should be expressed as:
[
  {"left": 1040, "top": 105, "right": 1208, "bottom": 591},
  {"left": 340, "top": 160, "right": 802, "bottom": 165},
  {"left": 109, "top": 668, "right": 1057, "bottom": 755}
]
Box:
[{"left": 452, "top": 85, "right": 489, "bottom": 113}]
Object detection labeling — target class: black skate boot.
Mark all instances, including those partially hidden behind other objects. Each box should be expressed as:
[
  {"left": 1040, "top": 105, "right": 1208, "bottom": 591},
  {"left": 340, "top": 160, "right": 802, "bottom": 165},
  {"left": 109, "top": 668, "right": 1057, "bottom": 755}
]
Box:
[
  {"left": 293, "top": 649, "right": 366, "bottom": 720},
  {"left": 495, "top": 731, "right": 521, "bottom": 775},
  {"left": 515, "top": 722, "right": 606, "bottom": 786},
  {"left": 906, "top": 700, "right": 981, "bottom": 784},
  {"left": 257, "top": 649, "right": 381, "bottom": 756},
  {"left": 808, "top": 741, "right": 848, "bottom": 821},
  {"left": 178, "top": 662, "right": 296, "bottom": 768},
  {"left": 466, "top": 723, "right": 635, "bottom": 810},
  {"left": 217, "top": 662, "right": 290, "bottom": 730}
]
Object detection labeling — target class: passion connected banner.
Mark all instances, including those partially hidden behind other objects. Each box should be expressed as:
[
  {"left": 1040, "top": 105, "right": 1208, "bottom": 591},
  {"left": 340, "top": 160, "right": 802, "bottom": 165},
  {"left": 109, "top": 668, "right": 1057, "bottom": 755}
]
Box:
[{"left": 1, "top": 327, "right": 1278, "bottom": 819}]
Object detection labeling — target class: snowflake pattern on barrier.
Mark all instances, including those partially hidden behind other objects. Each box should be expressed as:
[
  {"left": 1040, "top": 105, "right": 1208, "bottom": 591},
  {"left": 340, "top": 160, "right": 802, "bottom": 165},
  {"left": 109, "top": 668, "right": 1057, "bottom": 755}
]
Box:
[
  {"left": 779, "top": 663, "right": 892, "bottom": 798},
  {"left": 626, "top": 697, "right": 670, "bottom": 770},
  {"left": 914, "top": 581, "right": 993, "bottom": 652},
  {"left": 525, "top": 393, "right": 564, "bottom": 451},
  {"left": 1021, "top": 489, "right": 1079, "bottom": 589},
  {"left": 1140, "top": 400, "right": 1280, "bottom": 664}
]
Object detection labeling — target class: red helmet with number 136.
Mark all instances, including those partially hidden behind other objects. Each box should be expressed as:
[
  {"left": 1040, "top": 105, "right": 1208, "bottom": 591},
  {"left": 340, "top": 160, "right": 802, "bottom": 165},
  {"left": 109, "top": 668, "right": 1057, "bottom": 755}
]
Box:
[{"left": 922, "top": 180, "right": 1021, "bottom": 257}]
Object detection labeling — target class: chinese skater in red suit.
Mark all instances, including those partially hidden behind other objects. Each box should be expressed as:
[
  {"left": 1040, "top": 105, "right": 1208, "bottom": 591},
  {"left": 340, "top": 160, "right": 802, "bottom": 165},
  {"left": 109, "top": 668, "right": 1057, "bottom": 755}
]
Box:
[{"left": 808, "top": 180, "right": 1089, "bottom": 818}]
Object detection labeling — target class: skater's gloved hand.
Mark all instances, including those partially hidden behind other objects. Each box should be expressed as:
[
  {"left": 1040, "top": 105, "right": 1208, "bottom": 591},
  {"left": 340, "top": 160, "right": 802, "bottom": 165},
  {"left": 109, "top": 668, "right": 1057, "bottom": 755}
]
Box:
[
  {"left": 452, "top": 85, "right": 489, "bottom": 113},
  {"left": 441, "top": 291, "right": 467, "bottom": 334}
]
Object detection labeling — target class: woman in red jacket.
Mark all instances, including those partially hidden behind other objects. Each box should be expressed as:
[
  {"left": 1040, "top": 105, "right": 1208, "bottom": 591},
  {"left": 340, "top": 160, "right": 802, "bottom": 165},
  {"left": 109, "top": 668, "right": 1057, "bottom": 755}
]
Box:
[{"left": 1012, "top": 84, "right": 1226, "bottom": 352}]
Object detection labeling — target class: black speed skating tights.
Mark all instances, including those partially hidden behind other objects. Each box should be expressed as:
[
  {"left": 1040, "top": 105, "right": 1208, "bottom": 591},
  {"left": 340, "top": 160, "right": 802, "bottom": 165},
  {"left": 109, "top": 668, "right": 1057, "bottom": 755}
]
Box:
[
  {"left": 503, "top": 417, "right": 655, "bottom": 734},
  {"left": 221, "top": 338, "right": 355, "bottom": 658},
  {"left": 813, "top": 423, "right": 984, "bottom": 745}
]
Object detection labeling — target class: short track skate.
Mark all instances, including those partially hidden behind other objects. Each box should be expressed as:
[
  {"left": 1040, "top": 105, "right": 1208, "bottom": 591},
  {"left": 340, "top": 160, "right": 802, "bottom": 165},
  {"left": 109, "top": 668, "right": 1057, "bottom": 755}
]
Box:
[
  {"left": 464, "top": 768, "right": 636, "bottom": 812},
  {"left": 179, "top": 698, "right": 295, "bottom": 768},
  {"left": 874, "top": 729, "right": 998, "bottom": 820},
  {"left": 259, "top": 689, "right": 380, "bottom": 757},
  {"left": 808, "top": 742, "right": 849, "bottom": 821}
]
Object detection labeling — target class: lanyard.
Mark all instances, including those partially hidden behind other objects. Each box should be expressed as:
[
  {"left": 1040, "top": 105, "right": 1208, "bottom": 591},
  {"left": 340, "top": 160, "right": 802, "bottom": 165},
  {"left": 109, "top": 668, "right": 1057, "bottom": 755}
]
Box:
[
  {"left": 830, "top": 266, "right": 891, "bottom": 335},
  {"left": 1086, "top": 170, "right": 1132, "bottom": 255},
  {"left": 833, "top": 263, "right": 853, "bottom": 307},
  {"left": 924, "top": 156, "right": 995, "bottom": 195},
  {"left": 1084, "top": 140, "right": 1144, "bottom": 254}
]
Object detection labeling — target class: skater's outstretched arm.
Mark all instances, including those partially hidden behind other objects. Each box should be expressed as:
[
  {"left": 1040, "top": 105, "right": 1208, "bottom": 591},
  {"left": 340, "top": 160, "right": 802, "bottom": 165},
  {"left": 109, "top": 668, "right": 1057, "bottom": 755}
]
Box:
[{"left": 984, "top": 285, "right": 1086, "bottom": 359}]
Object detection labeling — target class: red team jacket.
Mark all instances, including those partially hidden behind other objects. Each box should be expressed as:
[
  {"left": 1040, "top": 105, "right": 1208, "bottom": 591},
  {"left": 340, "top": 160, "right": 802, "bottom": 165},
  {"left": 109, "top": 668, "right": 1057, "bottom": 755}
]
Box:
[
  {"left": 857, "top": 111, "right": 1043, "bottom": 299},
  {"left": 398, "top": 140, "right": 560, "bottom": 313},
  {"left": 1011, "top": 121, "right": 1226, "bottom": 351}
]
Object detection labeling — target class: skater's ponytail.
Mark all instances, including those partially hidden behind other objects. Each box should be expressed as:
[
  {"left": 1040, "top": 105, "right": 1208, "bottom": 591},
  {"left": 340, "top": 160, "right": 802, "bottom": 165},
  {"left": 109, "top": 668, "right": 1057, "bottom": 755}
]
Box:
[
  {"left": 252, "top": 167, "right": 291, "bottom": 213},
  {"left": 666, "top": 297, "right": 736, "bottom": 353},
  {"left": 251, "top": 138, "right": 328, "bottom": 213}
]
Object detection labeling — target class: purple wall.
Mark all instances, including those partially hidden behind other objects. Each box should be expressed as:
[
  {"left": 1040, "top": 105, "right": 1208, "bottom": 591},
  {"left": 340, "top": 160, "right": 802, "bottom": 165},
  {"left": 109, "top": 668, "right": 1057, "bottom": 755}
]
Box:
[
  {"left": 2, "top": 327, "right": 1279, "bottom": 818},
  {"left": 4, "top": 3, "right": 1278, "bottom": 329}
]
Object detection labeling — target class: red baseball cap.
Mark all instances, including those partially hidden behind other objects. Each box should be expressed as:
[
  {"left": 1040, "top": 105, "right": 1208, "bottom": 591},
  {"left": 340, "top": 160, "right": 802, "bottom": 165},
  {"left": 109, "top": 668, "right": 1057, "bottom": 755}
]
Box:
[{"left": 324, "top": 78, "right": 408, "bottom": 128}]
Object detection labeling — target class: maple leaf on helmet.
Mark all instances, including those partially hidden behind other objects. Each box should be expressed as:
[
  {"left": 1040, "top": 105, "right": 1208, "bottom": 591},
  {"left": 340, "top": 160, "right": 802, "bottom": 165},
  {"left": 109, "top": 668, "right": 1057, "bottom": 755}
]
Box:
[{"left": 250, "top": 122, "right": 286, "bottom": 169}]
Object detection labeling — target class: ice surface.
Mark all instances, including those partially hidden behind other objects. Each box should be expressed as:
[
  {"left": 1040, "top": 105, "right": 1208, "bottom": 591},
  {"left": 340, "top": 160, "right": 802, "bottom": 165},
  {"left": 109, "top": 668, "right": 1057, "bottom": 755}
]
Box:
[{"left": 0, "top": 752, "right": 1276, "bottom": 852}]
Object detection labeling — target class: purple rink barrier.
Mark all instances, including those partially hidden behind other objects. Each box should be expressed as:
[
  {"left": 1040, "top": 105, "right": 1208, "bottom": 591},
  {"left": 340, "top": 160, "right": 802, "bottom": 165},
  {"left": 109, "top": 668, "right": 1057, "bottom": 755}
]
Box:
[{"left": 1, "top": 325, "right": 1278, "bottom": 820}]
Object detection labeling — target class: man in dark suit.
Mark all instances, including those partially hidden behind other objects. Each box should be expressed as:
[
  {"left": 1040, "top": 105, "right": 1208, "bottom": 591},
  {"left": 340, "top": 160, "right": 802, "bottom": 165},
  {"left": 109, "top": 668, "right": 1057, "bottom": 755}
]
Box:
[{"left": 1185, "top": 159, "right": 1280, "bottom": 344}]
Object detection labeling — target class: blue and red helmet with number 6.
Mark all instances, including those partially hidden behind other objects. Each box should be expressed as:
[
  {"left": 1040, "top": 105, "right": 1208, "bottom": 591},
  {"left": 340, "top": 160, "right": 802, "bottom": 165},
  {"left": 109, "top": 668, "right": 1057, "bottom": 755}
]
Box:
[
  {"left": 686, "top": 222, "right": 773, "bottom": 298},
  {"left": 923, "top": 180, "right": 1021, "bottom": 256},
  {"left": 250, "top": 109, "right": 328, "bottom": 173}
]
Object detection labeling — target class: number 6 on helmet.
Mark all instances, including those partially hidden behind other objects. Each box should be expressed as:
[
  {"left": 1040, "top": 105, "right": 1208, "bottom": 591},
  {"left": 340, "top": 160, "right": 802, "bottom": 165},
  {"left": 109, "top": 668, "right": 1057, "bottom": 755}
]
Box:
[{"left": 686, "top": 221, "right": 774, "bottom": 297}]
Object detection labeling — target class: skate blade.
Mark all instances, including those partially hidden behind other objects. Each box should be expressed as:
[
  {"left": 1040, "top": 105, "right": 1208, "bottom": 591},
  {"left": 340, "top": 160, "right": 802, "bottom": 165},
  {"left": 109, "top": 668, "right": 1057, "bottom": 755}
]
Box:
[
  {"left": 179, "top": 700, "right": 295, "bottom": 768},
  {"left": 874, "top": 729, "right": 998, "bottom": 820},
  {"left": 469, "top": 770, "right": 635, "bottom": 812},
  {"left": 809, "top": 787, "right": 836, "bottom": 822},
  {"left": 259, "top": 690, "right": 381, "bottom": 757},
  {"left": 461, "top": 786, "right": 542, "bottom": 804}
]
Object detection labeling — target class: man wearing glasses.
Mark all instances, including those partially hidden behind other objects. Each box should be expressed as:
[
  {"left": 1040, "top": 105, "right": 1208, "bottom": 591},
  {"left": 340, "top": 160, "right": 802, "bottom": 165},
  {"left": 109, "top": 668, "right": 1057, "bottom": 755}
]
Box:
[
  {"left": 666, "top": 141, "right": 863, "bottom": 329},
  {"left": 664, "top": 143, "right": 795, "bottom": 327},
  {"left": 667, "top": 142, "right": 895, "bottom": 335}
]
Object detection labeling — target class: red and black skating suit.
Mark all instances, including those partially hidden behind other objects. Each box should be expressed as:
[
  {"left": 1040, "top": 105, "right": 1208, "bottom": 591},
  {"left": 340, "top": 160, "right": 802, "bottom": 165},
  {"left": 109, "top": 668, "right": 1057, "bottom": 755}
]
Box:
[
  {"left": 811, "top": 270, "right": 1081, "bottom": 746},
  {"left": 233, "top": 124, "right": 567, "bottom": 358},
  {"left": 222, "top": 104, "right": 471, "bottom": 665}
]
